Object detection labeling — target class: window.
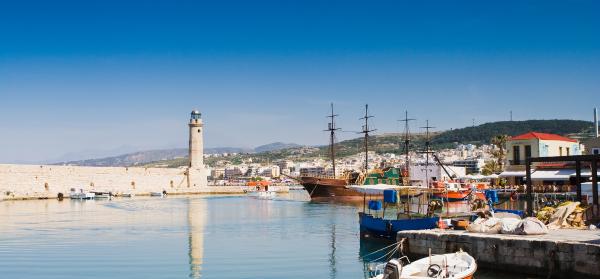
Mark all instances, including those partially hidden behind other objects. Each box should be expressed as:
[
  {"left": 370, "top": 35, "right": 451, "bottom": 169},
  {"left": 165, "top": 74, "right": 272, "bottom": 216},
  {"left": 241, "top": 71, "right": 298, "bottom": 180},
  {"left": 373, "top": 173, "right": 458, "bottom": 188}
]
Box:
[
  {"left": 525, "top": 145, "right": 532, "bottom": 159},
  {"left": 593, "top": 148, "right": 600, "bottom": 155},
  {"left": 566, "top": 147, "right": 570, "bottom": 156},
  {"left": 559, "top": 147, "right": 563, "bottom": 156},
  {"left": 513, "top": 145, "right": 521, "bottom": 165}
]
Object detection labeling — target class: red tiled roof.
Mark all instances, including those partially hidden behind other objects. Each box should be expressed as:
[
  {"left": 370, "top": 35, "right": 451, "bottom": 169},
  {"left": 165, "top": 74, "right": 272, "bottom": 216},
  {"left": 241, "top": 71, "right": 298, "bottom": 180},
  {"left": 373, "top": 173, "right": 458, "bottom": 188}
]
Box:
[{"left": 510, "top": 132, "right": 578, "bottom": 142}]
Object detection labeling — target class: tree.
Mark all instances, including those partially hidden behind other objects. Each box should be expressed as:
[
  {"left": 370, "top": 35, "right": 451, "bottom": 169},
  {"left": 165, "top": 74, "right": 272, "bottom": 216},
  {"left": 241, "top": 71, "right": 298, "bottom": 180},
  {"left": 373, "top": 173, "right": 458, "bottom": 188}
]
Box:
[
  {"left": 490, "top": 135, "right": 509, "bottom": 171},
  {"left": 481, "top": 160, "right": 501, "bottom": 175}
]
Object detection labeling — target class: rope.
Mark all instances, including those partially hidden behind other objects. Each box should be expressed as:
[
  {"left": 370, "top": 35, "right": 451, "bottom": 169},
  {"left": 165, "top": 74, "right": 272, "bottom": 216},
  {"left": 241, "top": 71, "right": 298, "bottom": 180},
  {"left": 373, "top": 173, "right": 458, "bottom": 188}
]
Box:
[
  {"left": 370, "top": 244, "right": 399, "bottom": 263},
  {"left": 359, "top": 241, "right": 401, "bottom": 259},
  {"left": 309, "top": 183, "right": 318, "bottom": 197}
]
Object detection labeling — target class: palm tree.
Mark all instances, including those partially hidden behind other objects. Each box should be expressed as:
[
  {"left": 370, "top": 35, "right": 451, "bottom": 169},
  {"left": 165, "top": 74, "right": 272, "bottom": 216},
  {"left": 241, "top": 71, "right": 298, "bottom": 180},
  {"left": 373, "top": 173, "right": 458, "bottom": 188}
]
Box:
[
  {"left": 491, "top": 135, "right": 509, "bottom": 171},
  {"left": 481, "top": 160, "right": 500, "bottom": 175}
]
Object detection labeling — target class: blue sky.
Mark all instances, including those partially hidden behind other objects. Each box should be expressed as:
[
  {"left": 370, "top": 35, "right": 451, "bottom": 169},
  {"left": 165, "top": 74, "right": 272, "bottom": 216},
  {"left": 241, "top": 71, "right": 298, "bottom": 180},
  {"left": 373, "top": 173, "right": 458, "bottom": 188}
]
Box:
[{"left": 1, "top": 0, "right": 599, "bottom": 163}]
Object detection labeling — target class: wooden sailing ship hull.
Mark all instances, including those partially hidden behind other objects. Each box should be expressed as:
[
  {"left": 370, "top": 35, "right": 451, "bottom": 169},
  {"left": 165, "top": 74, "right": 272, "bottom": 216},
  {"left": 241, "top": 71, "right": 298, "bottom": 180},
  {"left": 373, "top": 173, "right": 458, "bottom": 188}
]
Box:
[{"left": 300, "top": 176, "right": 364, "bottom": 199}]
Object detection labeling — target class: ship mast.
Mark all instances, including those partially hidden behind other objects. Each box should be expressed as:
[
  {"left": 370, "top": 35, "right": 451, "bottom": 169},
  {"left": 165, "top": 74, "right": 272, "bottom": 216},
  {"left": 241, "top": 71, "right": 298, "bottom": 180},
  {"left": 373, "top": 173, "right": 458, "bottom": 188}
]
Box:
[
  {"left": 325, "top": 103, "right": 340, "bottom": 178},
  {"left": 359, "top": 104, "right": 376, "bottom": 173},
  {"left": 398, "top": 110, "right": 415, "bottom": 185},
  {"left": 420, "top": 120, "right": 435, "bottom": 188}
]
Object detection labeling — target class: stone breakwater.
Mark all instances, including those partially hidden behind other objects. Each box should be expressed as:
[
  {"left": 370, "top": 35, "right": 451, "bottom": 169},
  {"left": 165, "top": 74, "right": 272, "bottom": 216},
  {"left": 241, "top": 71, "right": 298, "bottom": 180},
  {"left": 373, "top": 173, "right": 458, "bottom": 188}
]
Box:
[
  {"left": 397, "top": 229, "right": 600, "bottom": 278},
  {"left": 0, "top": 164, "right": 244, "bottom": 200}
]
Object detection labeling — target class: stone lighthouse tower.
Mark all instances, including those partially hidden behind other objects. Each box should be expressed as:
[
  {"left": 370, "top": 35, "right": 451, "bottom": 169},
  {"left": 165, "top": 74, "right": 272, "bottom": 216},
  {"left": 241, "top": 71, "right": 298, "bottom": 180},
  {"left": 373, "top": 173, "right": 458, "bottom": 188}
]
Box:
[{"left": 187, "top": 110, "right": 207, "bottom": 187}]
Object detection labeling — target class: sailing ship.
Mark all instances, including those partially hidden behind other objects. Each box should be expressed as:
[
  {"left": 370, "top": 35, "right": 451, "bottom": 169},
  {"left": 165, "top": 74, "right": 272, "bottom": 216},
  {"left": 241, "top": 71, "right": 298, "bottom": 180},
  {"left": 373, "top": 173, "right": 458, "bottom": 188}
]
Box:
[{"left": 300, "top": 103, "right": 361, "bottom": 199}]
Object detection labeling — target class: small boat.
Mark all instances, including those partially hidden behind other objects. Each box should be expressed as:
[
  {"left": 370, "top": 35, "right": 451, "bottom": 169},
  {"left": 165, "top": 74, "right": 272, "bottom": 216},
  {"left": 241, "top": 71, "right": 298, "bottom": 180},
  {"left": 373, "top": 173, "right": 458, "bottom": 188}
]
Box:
[
  {"left": 431, "top": 182, "right": 486, "bottom": 202},
  {"left": 349, "top": 185, "right": 439, "bottom": 239},
  {"left": 256, "top": 190, "right": 277, "bottom": 199},
  {"left": 91, "top": 191, "right": 111, "bottom": 199},
  {"left": 150, "top": 191, "right": 165, "bottom": 197},
  {"left": 248, "top": 185, "right": 278, "bottom": 199},
  {"left": 69, "top": 188, "right": 95, "bottom": 200},
  {"left": 370, "top": 251, "right": 477, "bottom": 279},
  {"left": 121, "top": 193, "right": 135, "bottom": 198}
]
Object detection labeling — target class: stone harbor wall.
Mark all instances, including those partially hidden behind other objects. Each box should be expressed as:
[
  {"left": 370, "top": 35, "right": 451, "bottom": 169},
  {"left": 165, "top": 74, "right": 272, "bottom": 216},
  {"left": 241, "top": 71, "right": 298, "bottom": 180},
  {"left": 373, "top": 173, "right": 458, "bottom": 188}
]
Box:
[
  {"left": 0, "top": 164, "right": 241, "bottom": 200},
  {"left": 397, "top": 229, "right": 600, "bottom": 278}
]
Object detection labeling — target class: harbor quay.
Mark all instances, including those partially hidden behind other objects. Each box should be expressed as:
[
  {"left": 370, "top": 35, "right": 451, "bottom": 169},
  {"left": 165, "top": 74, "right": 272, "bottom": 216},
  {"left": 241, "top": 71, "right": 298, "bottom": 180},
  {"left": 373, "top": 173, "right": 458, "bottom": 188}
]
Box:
[
  {"left": 0, "top": 110, "right": 263, "bottom": 201},
  {"left": 0, "top": 163, "right": 253, "bottom": 200},
  {"left": 397, "top": 229, "right": 600, "bottom": 278}
]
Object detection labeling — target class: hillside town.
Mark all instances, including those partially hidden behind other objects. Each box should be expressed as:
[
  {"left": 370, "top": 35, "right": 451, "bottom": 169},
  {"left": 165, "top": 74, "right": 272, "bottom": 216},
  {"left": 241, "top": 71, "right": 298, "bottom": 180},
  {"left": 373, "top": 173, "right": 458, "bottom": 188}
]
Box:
[{"left": 205, "top": 128, "right": 600, "bottom": 191}]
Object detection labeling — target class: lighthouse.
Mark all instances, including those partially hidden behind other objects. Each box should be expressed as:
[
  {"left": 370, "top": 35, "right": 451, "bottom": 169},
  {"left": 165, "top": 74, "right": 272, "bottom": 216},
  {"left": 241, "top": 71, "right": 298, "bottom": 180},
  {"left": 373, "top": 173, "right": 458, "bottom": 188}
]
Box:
[{"left": 187, "top": 110, "right": 207, "bottom": 187}]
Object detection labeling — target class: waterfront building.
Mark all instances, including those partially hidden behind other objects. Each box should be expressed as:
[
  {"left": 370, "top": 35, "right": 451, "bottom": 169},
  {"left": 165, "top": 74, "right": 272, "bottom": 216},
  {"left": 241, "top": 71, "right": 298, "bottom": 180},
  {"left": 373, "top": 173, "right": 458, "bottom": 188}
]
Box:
[
  {"left": 299, "top": 167, "right": 326, "bottom": 177},
  {"left": 409, "top": 164, "right": 466, "bottom": 187},
  {"left": 210, "top": 168, "right": 225, "bottom": 180},
  {"left": 506, "top": 132, "right": 581, "bottom": 167},
  {"left": 501, "top": 132, "right": 582, "bottom": 185},
  {"left": 582, "top": 138, "right": 600, "bottom": 155},
  {"left": 452, "top": 159, "right": 485, "bottom": 174}
]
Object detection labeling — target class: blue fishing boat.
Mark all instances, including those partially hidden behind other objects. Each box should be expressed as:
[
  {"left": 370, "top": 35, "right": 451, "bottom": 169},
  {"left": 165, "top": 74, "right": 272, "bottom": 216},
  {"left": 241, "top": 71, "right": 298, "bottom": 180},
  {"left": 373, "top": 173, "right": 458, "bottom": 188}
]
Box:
[
  {"left": 358, "top": 212, "right": 438, "bottom": 239},
  {"left": 350, "top": 185, "right": 439, "bottom": 239}
]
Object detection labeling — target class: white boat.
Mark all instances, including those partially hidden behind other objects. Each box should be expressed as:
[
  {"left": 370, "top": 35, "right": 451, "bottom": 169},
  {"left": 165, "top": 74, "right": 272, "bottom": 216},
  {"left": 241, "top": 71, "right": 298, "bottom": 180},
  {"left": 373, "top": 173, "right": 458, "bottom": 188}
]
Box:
[
  {"left": 150, "top": 192, "right": 165, "bottom": 197},
  {"left": 370, "top": 251, "right": 476, "bottom": 279},
  {"left": 69, "top": 188, "right": 95, "bottom": 200},
  {"left": 91, "top": 191, "right": 111, "bottom": 199},
  {"left": 248, "top": 189, "right": 277, "bottom": 199},
  {"left": 257, "top": 190, "right": 277, "bottom": 199}
]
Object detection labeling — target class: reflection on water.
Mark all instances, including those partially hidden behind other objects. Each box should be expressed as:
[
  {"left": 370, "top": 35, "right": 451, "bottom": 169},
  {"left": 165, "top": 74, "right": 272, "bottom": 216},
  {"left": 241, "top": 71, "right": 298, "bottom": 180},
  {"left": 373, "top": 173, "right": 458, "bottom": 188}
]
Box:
[
  {"left": 0, "top": 190, "right": 534, "bottom": 279},
  {"left": 188, "top": 198, "right": 206, "bottom": 278}
]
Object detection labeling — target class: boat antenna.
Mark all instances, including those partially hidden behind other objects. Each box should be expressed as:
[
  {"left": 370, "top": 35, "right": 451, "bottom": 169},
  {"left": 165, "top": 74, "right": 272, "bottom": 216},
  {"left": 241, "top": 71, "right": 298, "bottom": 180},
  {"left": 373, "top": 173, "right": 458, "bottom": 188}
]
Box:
[
  {"left": 420, "top": 120, "right": 435, "bottom": 188},
  {"left": 359, "top": 104, "right": 376, "bottom": 173},
  {"left": 398, "top": 110, "right": 415, "bottom": 183},
  {"left": 324, "top": 103, "right": 340, "bottom": 177}
]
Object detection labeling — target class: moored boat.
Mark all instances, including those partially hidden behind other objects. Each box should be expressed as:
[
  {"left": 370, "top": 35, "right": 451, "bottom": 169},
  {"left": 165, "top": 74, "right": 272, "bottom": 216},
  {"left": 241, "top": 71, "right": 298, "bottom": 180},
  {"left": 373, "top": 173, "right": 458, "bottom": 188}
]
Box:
[
  {"left": 301, "top": 174, "right": 360, "bottom": 198},
  {"left": 300, "top": 103, "right": 362, "bottom": 199},
  {"left": 350, "top": 185, "right": 439, "bottom": 239},
  {"left": 91, "top": 191, "right": 111, "bottom": 199},
  {"left": 69, "top": 188, "right": 95, "bottom": 200},
  {"left": 431, "top": 181, "right": 486, "bottom": 202},
  {"left": 370, "top": 250, "right": 477, "bottom": 279},
  {"left": 150, "top": 191, "right": 165, "bottom": 197}
]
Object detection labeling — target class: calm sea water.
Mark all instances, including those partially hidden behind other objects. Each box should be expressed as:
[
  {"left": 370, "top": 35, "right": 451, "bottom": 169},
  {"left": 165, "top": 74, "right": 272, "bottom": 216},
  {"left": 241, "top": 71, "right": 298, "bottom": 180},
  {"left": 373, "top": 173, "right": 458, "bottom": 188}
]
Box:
[{"left": 0, "top": 190, "right": 538, "bottom": 279}]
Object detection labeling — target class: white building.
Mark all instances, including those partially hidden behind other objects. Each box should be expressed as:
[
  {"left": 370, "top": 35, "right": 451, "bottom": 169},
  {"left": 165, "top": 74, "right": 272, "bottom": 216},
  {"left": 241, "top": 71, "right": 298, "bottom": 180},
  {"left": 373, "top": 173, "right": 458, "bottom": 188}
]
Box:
[{"left": 409, "top": 164, "right": 466, "bottom": 187}]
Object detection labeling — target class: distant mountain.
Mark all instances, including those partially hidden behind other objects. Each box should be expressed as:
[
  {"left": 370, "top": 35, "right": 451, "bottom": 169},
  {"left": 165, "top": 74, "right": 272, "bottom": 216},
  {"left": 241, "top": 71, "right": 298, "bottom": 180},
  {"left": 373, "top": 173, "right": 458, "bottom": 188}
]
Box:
[
  {"left": 56, "top": 119, "right": 595, "bottom": 168},
  {"left": 254, "top": 142, "right": 301, "bottom": 153},
  {"left": 205, "top": 147, "right": 253, "bottom": 154},
  {"left": 56, "top": 149, "right": 188, "bottom": 167},
  {"left": 44, "top": 145, "right": 141, "bottom": 164},
  {"left": 56, "top": 142, "right": 298, "bottom": 167}
]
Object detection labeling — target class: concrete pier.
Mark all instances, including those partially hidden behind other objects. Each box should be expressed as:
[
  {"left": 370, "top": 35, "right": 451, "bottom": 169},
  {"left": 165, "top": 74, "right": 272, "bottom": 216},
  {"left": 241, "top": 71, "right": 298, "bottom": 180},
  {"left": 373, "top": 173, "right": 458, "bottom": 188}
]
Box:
[{"left": 397, "top": 229, "right": 600, "bottom": 278}]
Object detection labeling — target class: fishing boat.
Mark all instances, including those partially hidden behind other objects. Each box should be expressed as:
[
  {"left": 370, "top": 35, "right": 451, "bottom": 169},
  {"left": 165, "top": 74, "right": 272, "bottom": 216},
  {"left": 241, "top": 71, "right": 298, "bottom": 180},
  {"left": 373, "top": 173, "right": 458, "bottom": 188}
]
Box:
[
  {"left": 69, "top": 188, "right": 95, "bottom": 200},
  {"left": 427, "top": 153, "right": 487, "bottom": 202},
  {"left": 431, "top": 181, "right": 486, "bottom": 202},
  {"left": 370, "top": 250, "right": 477, "bottom": 279},
  {"left": 350, "top": 184, "right": 439, "bottom": 239}
]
